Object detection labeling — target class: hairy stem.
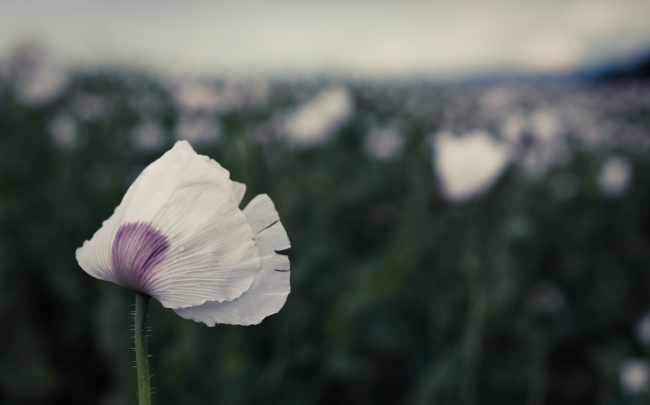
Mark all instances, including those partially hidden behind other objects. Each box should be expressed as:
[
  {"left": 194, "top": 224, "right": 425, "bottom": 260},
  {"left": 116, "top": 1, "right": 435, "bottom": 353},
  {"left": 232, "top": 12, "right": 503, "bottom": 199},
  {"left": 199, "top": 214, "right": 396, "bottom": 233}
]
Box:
[{"left": 134, "top": 292, "right": 152, "bottom": 405}]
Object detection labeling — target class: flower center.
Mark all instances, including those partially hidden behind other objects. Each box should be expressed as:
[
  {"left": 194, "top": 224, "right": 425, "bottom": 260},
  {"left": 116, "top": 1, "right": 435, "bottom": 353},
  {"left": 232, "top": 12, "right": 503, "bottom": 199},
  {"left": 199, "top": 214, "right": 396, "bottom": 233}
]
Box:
[{"left": 112, "top": 222, "right": 170, "bottom": 293}]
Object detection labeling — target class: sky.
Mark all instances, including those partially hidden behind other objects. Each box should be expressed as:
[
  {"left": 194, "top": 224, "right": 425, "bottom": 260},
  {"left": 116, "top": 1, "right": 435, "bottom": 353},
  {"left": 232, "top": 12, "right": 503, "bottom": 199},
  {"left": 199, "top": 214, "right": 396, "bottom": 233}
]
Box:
[{"left": 2, "top": 1, "right": 650, "bottom": 80}]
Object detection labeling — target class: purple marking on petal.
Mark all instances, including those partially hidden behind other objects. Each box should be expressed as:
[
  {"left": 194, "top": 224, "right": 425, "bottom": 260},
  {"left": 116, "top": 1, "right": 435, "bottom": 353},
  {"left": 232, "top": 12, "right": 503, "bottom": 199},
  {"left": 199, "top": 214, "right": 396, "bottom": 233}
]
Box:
[{"left": 111, "top": 222, "right": 170, "bottom": 293}]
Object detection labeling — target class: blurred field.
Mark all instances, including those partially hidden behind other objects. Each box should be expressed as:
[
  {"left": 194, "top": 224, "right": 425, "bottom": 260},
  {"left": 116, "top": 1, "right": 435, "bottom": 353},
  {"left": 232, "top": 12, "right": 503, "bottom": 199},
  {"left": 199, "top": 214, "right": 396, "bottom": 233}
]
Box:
[{"left": 1, "top": 48, "right": 650, "bottom": 405}]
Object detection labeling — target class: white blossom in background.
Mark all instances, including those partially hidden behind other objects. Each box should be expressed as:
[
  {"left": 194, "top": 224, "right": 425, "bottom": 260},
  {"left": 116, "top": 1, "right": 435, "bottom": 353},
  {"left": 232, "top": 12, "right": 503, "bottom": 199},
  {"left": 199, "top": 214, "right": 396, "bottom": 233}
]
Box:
[
  {"left": 283, "top": 86, "right": 353, "bottom": 148},
  {"left": 597, "top": 155, "right": 632, "bottom": 198},
  {"left": 3, "top": 41, "right": 68, "bottom": 106},
  {"left": 363, "top": 127, "right": 404, "bottom": 161},
  {"left": 620, "top": 359, "right": 649, "bottom": 395},
  {"left": 172, "top": 79, "right": 268, "bottom": 114},
  {"left": 76, "top": 141, "right": 290, "bottom": 326},
  {"left": 18, "top": 64, "right": 67, "bottom": 106},
  {"left": 48, "top": 113, "right": 78, "bottom": 150},
  {"left": 530, "top": 109, "right": 563, "bottom": 141},
  {"left": 501, "top": 108, "right": 570, "bottom": 178},
  {"left": 131, "top": 120, "right": 166, "bottom": 152},
  {"left": 173, "top": 81, "right": 222, "bottom": 114},
  {"left": 175, "top": 114, "right": 221, "bottom": 146},
  {"left": 500, "top": 112, "right": 527, "bottom": 144},
  {"left": 216, "top": 80, "right": 259, "bottom": 112},
  {"left": 635, "top": 312, "right": 650, "bottom": 347},
  {"left": 433, "top": 130, "right": 511, "bottom": 203}
]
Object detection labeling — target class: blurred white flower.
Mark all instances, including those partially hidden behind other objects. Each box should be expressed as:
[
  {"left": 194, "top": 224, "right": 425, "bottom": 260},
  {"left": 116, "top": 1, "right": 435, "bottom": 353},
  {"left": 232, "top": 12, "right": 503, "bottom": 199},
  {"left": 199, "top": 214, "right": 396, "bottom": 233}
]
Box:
[
  {"left": 363, "top": 127, "right": 404, "bottom": 161},
  {"left": 76, "top": 141, "right": 290, "bottom": 326},
  {"left": 433, "top": 130, "right": 510, "bottom": 202},
  {"left": 530, "top": 109, "right": 563, "bottom": 141},
  {"left": 4, "top": 41, "right": 68, "bottom": 106},
  {"left": 597, "top": 155, "right": 632, "bottom": 198},
  {"left": 635, "top": 312, "right": 650, "bottom": 347},
  {"left": 48, "top": 113, "right": 78, "bottom": 150},
  {"left": 500, "top": 112, "right": 527, "bottom": 144},
  {"left": 19, "top": 65, "right": 67, "bottom": 106},
  {"left": 174, "top": 81, "right": 222, "bottom": 113},
  {"left": 283, "top": 86, "right": 353, "bottom": 148},
  {"left": 501, "top": 108, "right": 570, "bottom": 178},
  {"left": 131, "top": 120, "right": 165, "bottom": 152},
  {"left": 175, "top": 114, "right": 221, "bottom": 145},
  {"left": 172, "top": 79, "right": 268, "bottom": 114},
  {"left": 620, "top": 359, "right": 649, "bottom": 395}
]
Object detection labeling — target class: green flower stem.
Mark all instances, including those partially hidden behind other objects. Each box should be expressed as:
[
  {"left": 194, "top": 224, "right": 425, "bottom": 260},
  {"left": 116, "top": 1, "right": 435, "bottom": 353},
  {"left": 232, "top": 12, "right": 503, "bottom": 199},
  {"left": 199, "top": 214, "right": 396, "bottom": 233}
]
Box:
[
  {"left": 134, "top": 292, "right": 152, "bottom": 405},
  {"left": 460, "top": 257, "right": 487, "bottom": 405},
  {"left": 461, "top": 286, "right": 487, "bottom": 405}
]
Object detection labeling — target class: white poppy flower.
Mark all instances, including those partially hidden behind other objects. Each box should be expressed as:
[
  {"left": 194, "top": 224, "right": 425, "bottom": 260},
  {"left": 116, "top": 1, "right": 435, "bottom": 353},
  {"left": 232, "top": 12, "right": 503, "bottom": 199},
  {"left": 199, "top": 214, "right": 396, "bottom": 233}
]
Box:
[
  {"left": 6, "top": 42, "right": 68, "bottom": 106},
  {"left": 19, "top": 64, "right": 68, "bottom": 106},
  {"left": 48, "top": 113, "right": 78, "bottom": 150},
  {"left": 597, "top": 155, "right": 632, "bottom": 198},
  {"left": 500, "top": 109, "right": 570, "bottom": 178},
  {"left": 620, "top": 359, "right": 649, "bottom": 395},
  {"left": 76, "top": 141, "right": 290, "bottom": 326},
  {"left": 174, "top": 82, "right": 223, "bottom": 114},
  {"left": 363, "top": 127, "right": 404, "bottom": 161},
  {"left": 283, "top": 86, "right": 353, "bottom": 148},
  {"left": 433, "top": 130, "right": 510, "bottom": 203}
]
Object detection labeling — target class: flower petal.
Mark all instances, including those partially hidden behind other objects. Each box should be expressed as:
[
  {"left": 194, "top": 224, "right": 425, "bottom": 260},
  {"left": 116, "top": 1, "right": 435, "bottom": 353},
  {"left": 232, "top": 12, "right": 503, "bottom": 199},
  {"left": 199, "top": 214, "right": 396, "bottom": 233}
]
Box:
[
  {"left": 76, "top": 167, "right": 151, "bottom": 285},
  {"left": 232, "top": 181, "right": 246, "bottom": 205},
  {"left": 174, "top": 194, "right": 290, "bottom": 325},
  {"left": 434, "top": 130, "right": 510, "bottom": 202},
  {"left": 76, "top": 141, "right": 260, "bottom": 309}
]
